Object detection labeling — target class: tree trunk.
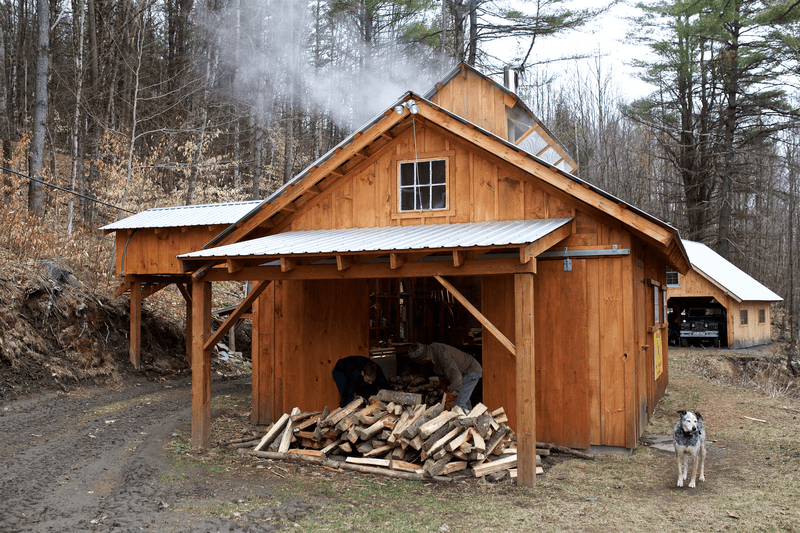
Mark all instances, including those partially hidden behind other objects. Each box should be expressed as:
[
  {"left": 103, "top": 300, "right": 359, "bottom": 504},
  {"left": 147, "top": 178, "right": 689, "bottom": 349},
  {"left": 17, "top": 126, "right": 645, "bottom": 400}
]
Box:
[
  {"left": 454, "top": 0, "right": 464, "bottom": 62},
  {"left": 467, "top": 0, "right": 477, "bottom": 66},
  {"left": 0, "top": 25, "right": 12, "bottom": 205},
  {"left": 29, "top": 0, "right": 50, "bottom": 217},
  {"left": 716, "top": 11, "right": 742, "bottom": 260},
  {"left": 68, "top": 0, "right": 86, "bottom": 235}
]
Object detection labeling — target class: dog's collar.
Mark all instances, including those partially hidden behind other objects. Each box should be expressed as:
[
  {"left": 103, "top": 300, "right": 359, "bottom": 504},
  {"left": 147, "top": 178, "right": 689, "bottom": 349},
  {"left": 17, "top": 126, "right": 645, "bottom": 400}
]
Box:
[{"left": 681, "top": 429, "right": 696, "bottom": 438}]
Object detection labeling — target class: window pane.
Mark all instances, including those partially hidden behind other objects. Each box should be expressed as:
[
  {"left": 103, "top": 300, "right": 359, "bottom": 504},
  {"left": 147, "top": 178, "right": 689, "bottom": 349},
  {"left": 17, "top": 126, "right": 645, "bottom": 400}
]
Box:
[
  {"left": 400, "top": 188, "right": 415, "bottom": 211},
  {"left": 417, "top": 186, "right": 431, "bottom": 210},
  {"left": 432, "top": 185, "right": 447, "bottom": 209},
  {"left": 400, "top": 163, "right": 415, "bottom": 186},
  {"left": 432, "top": 160, "right": 446, "bottom": 183},
  {"left": 417, "top": 162, "right": 431, "bottom": 185}
]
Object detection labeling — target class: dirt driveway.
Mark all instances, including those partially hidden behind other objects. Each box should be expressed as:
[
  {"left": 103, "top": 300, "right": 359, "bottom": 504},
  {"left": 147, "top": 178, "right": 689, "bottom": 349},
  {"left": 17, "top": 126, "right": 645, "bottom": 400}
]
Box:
[{"left": 0, "top": 375, "right": 272, "bottom": 533}]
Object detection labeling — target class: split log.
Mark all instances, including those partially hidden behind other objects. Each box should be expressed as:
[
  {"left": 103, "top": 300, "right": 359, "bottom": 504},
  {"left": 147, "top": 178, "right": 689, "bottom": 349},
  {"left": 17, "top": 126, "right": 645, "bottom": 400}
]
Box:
[
  {"left": 551, "top": 445, "right": 595, "bottom": 460},
  {"left": 291, "top": 411, "right": 322, "bottom": 423},
  {"left": 377, "top": 389, "right": 422, "bottom": 406},
  {"left": 471, "top": 430, "right": 486, "bottom": 453},
  {"left": 446, "top": 428, "right": 473, "bottom": 453},
  {"left": 364, "top": 444, "right": 394, "bottom": 457},
  {"left": 320, "top": 438, "right": 343, "bottom": 455},
  {"left": 277, "top": 420, "right": 294, "bottom": 453},
  {"left": 402, "top": 403, "right": 444, "bottom": 438},
  {"left": 228, "top": 439, "right": 262, "bottom": 449},
  {"left": 243, "top": 450, "right": 453, "bottom": 482},
  {"left": 254, "top": 413, "right": 290, "bottom": 451},
  {"left": 471, "top": 454, "right": 517, "bottom": 477},
  {"left": 346, "top": 457, "right": 392, "bottom": 468},
  {"left": 425, "top": 452, "right": 453, "bottom": 477},
  {"left": 288, "top": 449, "right": 324, "bottom": 458},
  {"left": 391, "top": 460, "right": 423, "bottom": 474},
  {"left": 225, "top": 434, "right": 259, "bottom": 445},
  {"left": 355, "top": 418, "right": 389, "bottom": 441},
  {"left": 418, "top": 411, "right": 460, "bottom": 440},
  {"left": 421, "top": 426, "right": 460, "bottom": 460},
  {"left": 320, "top": 398, "right": 364, "bottom": 428},
  {"left": 439, "top": 461, "right": 468, "bottom": 475}
]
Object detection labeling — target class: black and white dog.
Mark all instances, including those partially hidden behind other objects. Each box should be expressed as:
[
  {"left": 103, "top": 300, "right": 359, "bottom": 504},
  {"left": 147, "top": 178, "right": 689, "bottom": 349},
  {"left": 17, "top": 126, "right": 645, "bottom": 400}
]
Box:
[{"left": 674, "top": 410, "right": 706, "bottom": 488}]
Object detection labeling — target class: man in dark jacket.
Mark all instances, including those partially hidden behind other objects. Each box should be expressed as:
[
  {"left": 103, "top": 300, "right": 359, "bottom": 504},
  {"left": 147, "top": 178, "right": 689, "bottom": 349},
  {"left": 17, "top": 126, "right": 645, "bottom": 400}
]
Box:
[
  {"left": 408, "top": 342, "right": 482, "bottom": 411},
  {"left": 331, "top": 356, "right": 388, "bottom": 408}
]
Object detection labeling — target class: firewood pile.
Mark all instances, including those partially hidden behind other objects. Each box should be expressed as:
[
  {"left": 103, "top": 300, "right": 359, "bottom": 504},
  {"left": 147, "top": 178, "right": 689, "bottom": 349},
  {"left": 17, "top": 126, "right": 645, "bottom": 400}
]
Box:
[
  {"left": 387, "top": 374, "right": 445, "bottom": 406},
  {"left": 237, "top": 389, "right": 547, "bottom": 482}
]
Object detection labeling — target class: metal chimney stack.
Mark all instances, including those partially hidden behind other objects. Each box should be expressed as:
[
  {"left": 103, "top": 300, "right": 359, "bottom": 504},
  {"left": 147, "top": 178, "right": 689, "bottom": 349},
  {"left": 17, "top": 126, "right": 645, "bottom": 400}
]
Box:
[{"left": 503, "top": 66, "right": 519, "bottom": 94}]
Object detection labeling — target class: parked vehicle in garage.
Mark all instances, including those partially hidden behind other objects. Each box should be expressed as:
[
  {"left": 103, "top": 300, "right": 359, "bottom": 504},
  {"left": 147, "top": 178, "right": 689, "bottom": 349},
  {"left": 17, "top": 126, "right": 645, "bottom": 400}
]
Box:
[{"left": 678, "top": 308, "right": 727, "bottom": 347}]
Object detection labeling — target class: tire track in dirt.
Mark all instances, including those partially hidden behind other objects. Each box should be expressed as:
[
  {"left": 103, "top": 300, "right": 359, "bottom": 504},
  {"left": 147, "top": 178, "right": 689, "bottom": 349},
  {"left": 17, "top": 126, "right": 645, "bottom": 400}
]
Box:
[{"left": 0, "top": 376, "right": 251, "bottom": 532}]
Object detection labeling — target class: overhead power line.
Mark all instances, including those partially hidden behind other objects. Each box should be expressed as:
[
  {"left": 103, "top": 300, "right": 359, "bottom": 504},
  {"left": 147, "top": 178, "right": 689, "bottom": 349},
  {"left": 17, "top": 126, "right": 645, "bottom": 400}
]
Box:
[{"left": 0, "top": 166, "right": 135, "bottom": 214}]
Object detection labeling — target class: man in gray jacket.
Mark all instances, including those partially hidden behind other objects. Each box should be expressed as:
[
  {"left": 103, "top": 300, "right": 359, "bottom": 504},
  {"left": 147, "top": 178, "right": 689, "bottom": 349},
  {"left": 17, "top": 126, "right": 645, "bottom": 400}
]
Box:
[{"left": 408, "top": 342, "right": 482, "bottom": 411}]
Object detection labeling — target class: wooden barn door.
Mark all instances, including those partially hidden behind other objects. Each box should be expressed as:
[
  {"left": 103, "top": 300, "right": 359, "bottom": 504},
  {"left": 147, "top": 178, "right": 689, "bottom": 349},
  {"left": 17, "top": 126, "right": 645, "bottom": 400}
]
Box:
[{"left": 635, "top": 260, "right": 648, "bottom": 436}]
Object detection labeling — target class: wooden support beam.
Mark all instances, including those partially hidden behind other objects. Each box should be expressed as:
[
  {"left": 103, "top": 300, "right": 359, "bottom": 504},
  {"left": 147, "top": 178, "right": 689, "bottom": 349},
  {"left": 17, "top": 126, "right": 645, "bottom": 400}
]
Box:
[
  {"left": 434, "top": 275, "right": 516, "bottom": 357},
  {"left": 129, "top": 282, "right": 143, "bottom": 369},
  {"left": 452, "top": 250, "right": 467, "bottom": 267},
  {"left": 390, "top": 253, "right": 404, "bottom": 269},
  {"left": 199, "top": 255, "right": 536, "bottom": 282},
  {"left": 113, "top": 281, "right": 132, "bottom": 297},
  {"left": 336, "top": 255, "right": 353, "bottom": 271},
  {"left": 514, "top": 273, "right": 536, "bottom": 486},
  {"left": 192, "top": 262, "right": 215, "bottom": 281},
  {"left": 227, "top": 259, "right": 246, "bottom": 273},
  {"left": 183, "top": 283, "right": 193, "bottom": 366},
  {"left": 191, "top": 280, "right": 212, "bottom": 448},
  {"left": 280, "top": 257, "right": 297, "bottom": 272},
  {"left": 519, "top": 222, "right": 573, "bottom": 267},
  {"left": 204, "top": 280, "right": 271, "bottom": 352},
  {"left": 142, "top": 282, "right": 169, "bottom": 299}
]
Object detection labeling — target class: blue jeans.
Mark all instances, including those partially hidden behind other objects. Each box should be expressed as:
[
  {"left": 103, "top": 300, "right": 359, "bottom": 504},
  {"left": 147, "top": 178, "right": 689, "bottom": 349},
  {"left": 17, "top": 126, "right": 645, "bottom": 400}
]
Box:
[{"left": 455, "top": 371, "right": 482, "bottom": 411}]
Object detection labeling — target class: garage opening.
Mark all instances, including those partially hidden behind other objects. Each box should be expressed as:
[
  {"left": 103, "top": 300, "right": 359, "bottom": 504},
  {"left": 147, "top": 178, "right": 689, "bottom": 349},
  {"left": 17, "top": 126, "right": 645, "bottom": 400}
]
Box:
[{"left": 667, "top": 296, "right": 728, "bottom": 348}]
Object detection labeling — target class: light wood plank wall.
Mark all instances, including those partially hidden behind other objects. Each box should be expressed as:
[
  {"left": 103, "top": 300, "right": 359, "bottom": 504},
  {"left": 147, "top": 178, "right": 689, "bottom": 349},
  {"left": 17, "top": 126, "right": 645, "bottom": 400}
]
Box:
[
  {"left": 288, "top": 125, "right": 578, "bottom": 232},
  {"left": 114, "top": 225, "right": 229, "bottom": 275},
  {"left": 252, "top": 279, "right": 369, "bottom": 423}
]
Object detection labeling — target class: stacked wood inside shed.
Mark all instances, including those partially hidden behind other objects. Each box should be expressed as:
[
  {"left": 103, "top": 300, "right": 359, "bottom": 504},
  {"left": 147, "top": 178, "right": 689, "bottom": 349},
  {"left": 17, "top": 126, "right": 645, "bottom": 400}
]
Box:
[{"left": 238, "top": 389, "right": 547, "bottom": 482}]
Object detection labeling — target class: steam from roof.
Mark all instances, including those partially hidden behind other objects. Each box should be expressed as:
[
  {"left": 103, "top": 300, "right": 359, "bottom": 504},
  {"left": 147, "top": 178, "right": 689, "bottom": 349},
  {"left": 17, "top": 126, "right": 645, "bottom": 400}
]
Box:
[{"left": 206, "top": 1, "right": 449, "bottom": 128}]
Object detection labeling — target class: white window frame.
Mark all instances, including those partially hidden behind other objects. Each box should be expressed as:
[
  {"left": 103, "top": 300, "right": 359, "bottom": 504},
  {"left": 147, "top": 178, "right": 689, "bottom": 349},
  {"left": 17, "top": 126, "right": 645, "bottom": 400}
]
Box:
[{"left": 397, "top": 158, "right": 448, "bottom": 212}]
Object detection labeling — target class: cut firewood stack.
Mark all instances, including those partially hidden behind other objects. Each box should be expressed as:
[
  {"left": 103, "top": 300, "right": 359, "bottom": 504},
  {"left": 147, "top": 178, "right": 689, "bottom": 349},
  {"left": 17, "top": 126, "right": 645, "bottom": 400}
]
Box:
[{"left": 240, "top": 389, "right": 545, "bottom": 481}]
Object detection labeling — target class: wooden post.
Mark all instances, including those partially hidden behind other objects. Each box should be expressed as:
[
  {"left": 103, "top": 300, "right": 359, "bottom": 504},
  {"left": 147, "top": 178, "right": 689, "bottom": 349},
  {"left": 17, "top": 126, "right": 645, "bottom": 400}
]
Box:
[
  {"left": 514, "top": 272, "right": 536, "bottom": 486},
  {"left": 191, "top": 280, "right": 212, "bottom": 448},
  {"left": 183, "top": 284, "right": 193, "bottom": 365},
  {"left": 129, "top": 281, "right": 142, "bottom": 369}
]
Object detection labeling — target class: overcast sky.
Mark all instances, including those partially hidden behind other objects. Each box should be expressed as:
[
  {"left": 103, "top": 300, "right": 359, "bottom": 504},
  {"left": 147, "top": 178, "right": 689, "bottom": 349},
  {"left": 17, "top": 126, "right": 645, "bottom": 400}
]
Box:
[{"left": 494, "top": 1, "right": 657, "bottom": 102}]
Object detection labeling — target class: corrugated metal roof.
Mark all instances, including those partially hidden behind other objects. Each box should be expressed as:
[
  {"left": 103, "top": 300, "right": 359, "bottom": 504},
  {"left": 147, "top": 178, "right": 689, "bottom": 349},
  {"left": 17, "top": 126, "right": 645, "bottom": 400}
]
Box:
[
  {"left": 683, "top": 240, "right": 782, "bottom": 302},
  {"left": 180, "top": 218, "right": 573, "bottom": 260},
  {"left": 100, "top": 200, "right": 263, "bottom": 231}
]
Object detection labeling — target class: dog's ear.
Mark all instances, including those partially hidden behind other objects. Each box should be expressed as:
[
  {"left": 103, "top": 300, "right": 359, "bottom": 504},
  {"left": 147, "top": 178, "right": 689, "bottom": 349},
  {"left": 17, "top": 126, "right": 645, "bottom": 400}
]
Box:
[
  {"left": 677, "top": 410, "right": 687, "bottom": 416},
  {"left": 695, "top": 412, "right": 702, "bottom": 420}
]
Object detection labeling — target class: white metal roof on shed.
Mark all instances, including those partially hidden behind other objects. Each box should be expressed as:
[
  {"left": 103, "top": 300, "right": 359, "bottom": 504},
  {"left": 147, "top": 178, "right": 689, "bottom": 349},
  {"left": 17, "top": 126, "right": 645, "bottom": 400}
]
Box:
[
  {"left": 101, "top": 200, "right": 263, "bottom": 232},
  {"left": 180, "top": 218, "right": 573, "bottom": 260},
  {"left": 683, "top": 240, "right": 782, "bottom": 302}
]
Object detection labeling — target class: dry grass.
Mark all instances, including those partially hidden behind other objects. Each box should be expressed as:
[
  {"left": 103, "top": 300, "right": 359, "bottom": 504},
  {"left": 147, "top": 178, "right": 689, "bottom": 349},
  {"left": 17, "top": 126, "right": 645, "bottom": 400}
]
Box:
[{"left": 185, "top": 347, "right": 800, "bottom": 532}]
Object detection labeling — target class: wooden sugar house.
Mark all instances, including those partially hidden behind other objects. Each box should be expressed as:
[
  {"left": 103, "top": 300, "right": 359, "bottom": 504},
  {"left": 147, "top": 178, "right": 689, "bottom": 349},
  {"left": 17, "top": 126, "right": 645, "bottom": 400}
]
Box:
[
  {"left": 103, "top": 63, "right": 690, "bottom": 485},
  {"left": 667, "top": 239, "right": 782, "bottom": 349}
]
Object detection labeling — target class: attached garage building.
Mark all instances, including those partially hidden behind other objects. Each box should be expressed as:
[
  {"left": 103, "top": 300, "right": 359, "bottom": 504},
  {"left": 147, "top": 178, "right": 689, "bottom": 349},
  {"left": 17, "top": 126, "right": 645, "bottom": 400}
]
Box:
[{"left": 667, "top": 240, "right": 782, "bottom": 349}]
